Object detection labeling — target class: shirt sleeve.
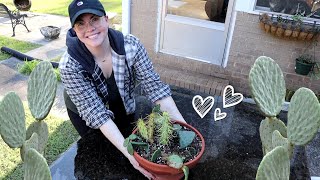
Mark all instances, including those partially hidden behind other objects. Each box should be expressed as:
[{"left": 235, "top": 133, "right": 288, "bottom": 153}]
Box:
[
  {"left": 59, "top": 52, "right": 114, "bottom": 129},
  {"left": 128, "top": 35, "right": 172, "bottom": 102}
]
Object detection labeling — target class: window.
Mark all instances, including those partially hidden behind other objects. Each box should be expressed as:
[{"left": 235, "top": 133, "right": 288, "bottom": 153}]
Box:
[
  {"left": 254, "top": 0, "right": 320, "bottom": 19},
  {"left": 158, "top": 0, "right": 235, "bottom": 65},
  {"left": 167, "top": 0, "right": 229, "bottom": 23}
]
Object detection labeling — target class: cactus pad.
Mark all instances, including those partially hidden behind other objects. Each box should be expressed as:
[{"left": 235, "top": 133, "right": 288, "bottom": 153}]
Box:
[
  {"left": 27, "top": 61, "right": 57, "bottom": 120},
  {"left": 260, "top": 117, "right": 287, "bottom": 155},
  {"left": 272, "top": 130, "right": 294, "bottom": 158},
  {"left": 287, "top": 87, "right": 320, "bottom": 146},
  {"left": 20, "top": 132, "right": 39, "bottom": 161},
  {"left": 0, "top": 92, "right": 26, "bottom": 148},
  {"left": 249, "top": 56, "right": 286, "bottom": 117},
  {"left": 26, "top": 121, "right": 49, "bottom": 154},
  {"left": 167, "top": 154, "right": 183, "bottom": 169},
  {"left": 24, "top": 148, "right": 52, "bottom": 180},
  {"left": 256, "top": 146, "right": 290, "bottom": 180},
  {"left": 179, "top": 130, "right": 196, "bottom": 149}
]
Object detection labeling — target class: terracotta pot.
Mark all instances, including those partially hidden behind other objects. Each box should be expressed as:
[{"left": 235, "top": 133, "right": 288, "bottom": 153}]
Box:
[
  {"left": 259, "top": 22, "right": 266, "bottom": 31},
  {"left": 264, "top": 23, "right": 271, "bottom": 33},
  {"left": 292, "top": 30, "right": 300, "bottom": 39},
  {"left": 284, "top": 29, "right": 293, "bottom": 38},
  {"left": 298, "top": 31, "right": 308, "bottom": 40},
  {"left": 270, "top": 25, "right": 277, "bottom": 35},
  {"left": 133, "top": 121, "right": 205, "bottom": 180},
  {"left": 276, "top": 26, "right": 285, "bottom": 37},
  {"left": 305, "top": 32, "right": 315, "bottom": 41}
]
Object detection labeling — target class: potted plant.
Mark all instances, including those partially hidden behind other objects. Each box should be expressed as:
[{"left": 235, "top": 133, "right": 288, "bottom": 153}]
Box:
[
  {"left": 295, "top": 54, "right": 316, "bottom": 75},
  {"left": 124, "top": 105, "right": 205, "bottom": 180}
]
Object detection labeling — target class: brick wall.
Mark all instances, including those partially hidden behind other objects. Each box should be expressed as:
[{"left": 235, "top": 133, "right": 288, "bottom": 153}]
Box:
[
  {"left": 229, "top": 12, "right": 320, "bottom": 95},
  {"left": 130, "top": 1, "right": 320, "bottom": 96}
]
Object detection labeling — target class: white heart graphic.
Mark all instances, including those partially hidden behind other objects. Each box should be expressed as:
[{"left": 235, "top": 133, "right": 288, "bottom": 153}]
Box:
[
  {"left": 214, "top": 108, "right": 227, "bottom": 121},
  {"left": 223, "top": 85, "right": 244, "bottom": 108},
  {"left": 192, "top": 95, "right": 214, "bottom": 119}
]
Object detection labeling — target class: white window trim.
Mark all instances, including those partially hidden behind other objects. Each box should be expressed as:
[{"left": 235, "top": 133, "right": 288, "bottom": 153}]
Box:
[{"left": 250, "top": 0, "right": 320, "bottom": 23}]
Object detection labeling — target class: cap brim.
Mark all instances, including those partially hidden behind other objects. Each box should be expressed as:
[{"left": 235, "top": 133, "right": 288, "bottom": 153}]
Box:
[{"left": 71, "top": 9, "right": 105, "bottom": 26}]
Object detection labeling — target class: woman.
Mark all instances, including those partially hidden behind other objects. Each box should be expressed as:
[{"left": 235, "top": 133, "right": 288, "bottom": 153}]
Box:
[{"left": 59, "top": 0, "right": 186, "bottom": 179}]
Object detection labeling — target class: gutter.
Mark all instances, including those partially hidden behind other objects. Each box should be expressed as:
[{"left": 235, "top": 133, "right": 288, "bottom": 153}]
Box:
[{"left": 122, "top": 0, "right": 131, "bottom": 35}]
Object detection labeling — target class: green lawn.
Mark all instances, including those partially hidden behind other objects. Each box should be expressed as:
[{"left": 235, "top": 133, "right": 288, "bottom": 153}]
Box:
[
  {"left": 1, "top": 0, "right": 122, "bottom": 16},
  {"left": 0, "top": 103, "right": 79, "bottom": 179},
  {"left": 0, "top": 36, "right": 41, "bottom": 61}
]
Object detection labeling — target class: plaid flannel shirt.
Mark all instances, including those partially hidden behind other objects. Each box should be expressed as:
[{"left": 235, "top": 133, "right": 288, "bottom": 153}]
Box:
[{"left": 59, "top": 34, "right": 171, "bottom": 129}]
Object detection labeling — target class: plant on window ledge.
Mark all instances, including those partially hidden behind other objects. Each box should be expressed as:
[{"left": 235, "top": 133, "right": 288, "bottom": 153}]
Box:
[{"left": 259, "top": 10, "right": 320, "bottom": 40}]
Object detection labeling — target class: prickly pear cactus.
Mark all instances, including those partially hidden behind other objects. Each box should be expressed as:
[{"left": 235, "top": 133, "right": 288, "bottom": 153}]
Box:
[
  {"left": 0, "top": 92, "right": 26, "bottom": 148},
  {"left": 256, "top": 146, "right": 290, "bottom": 180},
  {"left": 179, "top": 131, "right": 195, "bottom": 149},
  {"left": 272, "top": 130, "right": 294, "bottom": 158},
  {"left": 24, "top": 148, "right": 52, "bottom": 180},
  {"left": 287, "top": 87, "right": 320, "bottom": 146},
  {"left": 27, "top": 61, "right": 57, "bottom": 121},
  {"left": 249, "top": 56, "right": 286, "bottom": 117},
  {"left": 260, "top": 117, "right": 287, "bottom": 155},
  {"left": 26, "top": 121, "right": 49, "bottom": 154},
  {"left": 20, "top": 132, "right": 39, "bottom": 161}
]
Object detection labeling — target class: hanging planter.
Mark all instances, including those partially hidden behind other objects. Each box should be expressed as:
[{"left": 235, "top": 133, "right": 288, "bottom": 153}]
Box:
[{"left": 259, "top": 13, "right": 320, "bottom": 41}]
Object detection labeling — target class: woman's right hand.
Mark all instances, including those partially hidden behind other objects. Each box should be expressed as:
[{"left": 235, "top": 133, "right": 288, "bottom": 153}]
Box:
[{"left": 127, "top": 154, "right": 155, "bottom": 180}]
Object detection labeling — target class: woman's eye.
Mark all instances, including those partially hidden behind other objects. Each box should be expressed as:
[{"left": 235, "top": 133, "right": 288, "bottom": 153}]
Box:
[
  {"left": 92, "top": 17, "right": 99, "bottom": 22},
  {"left": 76, "top": 22, "right": 84, "bottom": 27}
]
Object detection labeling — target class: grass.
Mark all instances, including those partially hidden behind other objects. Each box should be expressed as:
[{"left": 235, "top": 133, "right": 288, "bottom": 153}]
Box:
[
  {"left": 0, "top": 36, "right": 41, "bottom": 61},
  {"left": 0, "top": 103, "right": 79, "bottom": 179},
  {"left": 17, "top": 60, "right": 62, "bottom": 82},
  {"left": 2, "top": 0, "right": 122, "bottom": 17},
  {"left": 17, "top": 60, "right": 40, "bottom": 75}
]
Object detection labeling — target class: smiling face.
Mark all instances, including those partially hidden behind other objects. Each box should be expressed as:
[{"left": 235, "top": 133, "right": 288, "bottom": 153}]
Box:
[{"left": 73, "top": 13, "right": 109, "bottom": 48}]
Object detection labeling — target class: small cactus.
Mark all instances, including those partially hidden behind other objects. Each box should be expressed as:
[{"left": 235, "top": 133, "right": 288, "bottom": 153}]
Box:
[
  {"left": 147, "top": 114, "right": 155, "bottom": 143},
  {"left": 27, "top": 61, "right": 57, "bottom": 121},
  {"left": 0, "top": 92, "right": 26, "bottom": 148},
  {"left": 158, "top": 112, "right": 173, "bottom": 145},
  {"left": 24, "top": 148, "right": 52, "bottom": 180},
  {"left": 256, "top": 146, "right": 290, "bottom": 180},
  {"left": 137, "top": 118, "right": 149, "bottom": 141}
]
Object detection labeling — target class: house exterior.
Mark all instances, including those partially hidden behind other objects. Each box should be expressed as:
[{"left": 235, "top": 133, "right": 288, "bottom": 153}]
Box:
[{"left": 122, "top": 0, "right": 320, "bottom": 96}]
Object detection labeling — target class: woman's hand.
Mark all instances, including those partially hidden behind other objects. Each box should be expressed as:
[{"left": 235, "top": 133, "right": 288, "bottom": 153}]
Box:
[{"left": 127, "top": 154, "right": 155, "bottom": 180}]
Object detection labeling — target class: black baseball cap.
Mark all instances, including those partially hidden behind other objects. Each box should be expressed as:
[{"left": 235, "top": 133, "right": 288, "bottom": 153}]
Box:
[{"left": 68, "top": 0, "right": 106, "bottom": 26}]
